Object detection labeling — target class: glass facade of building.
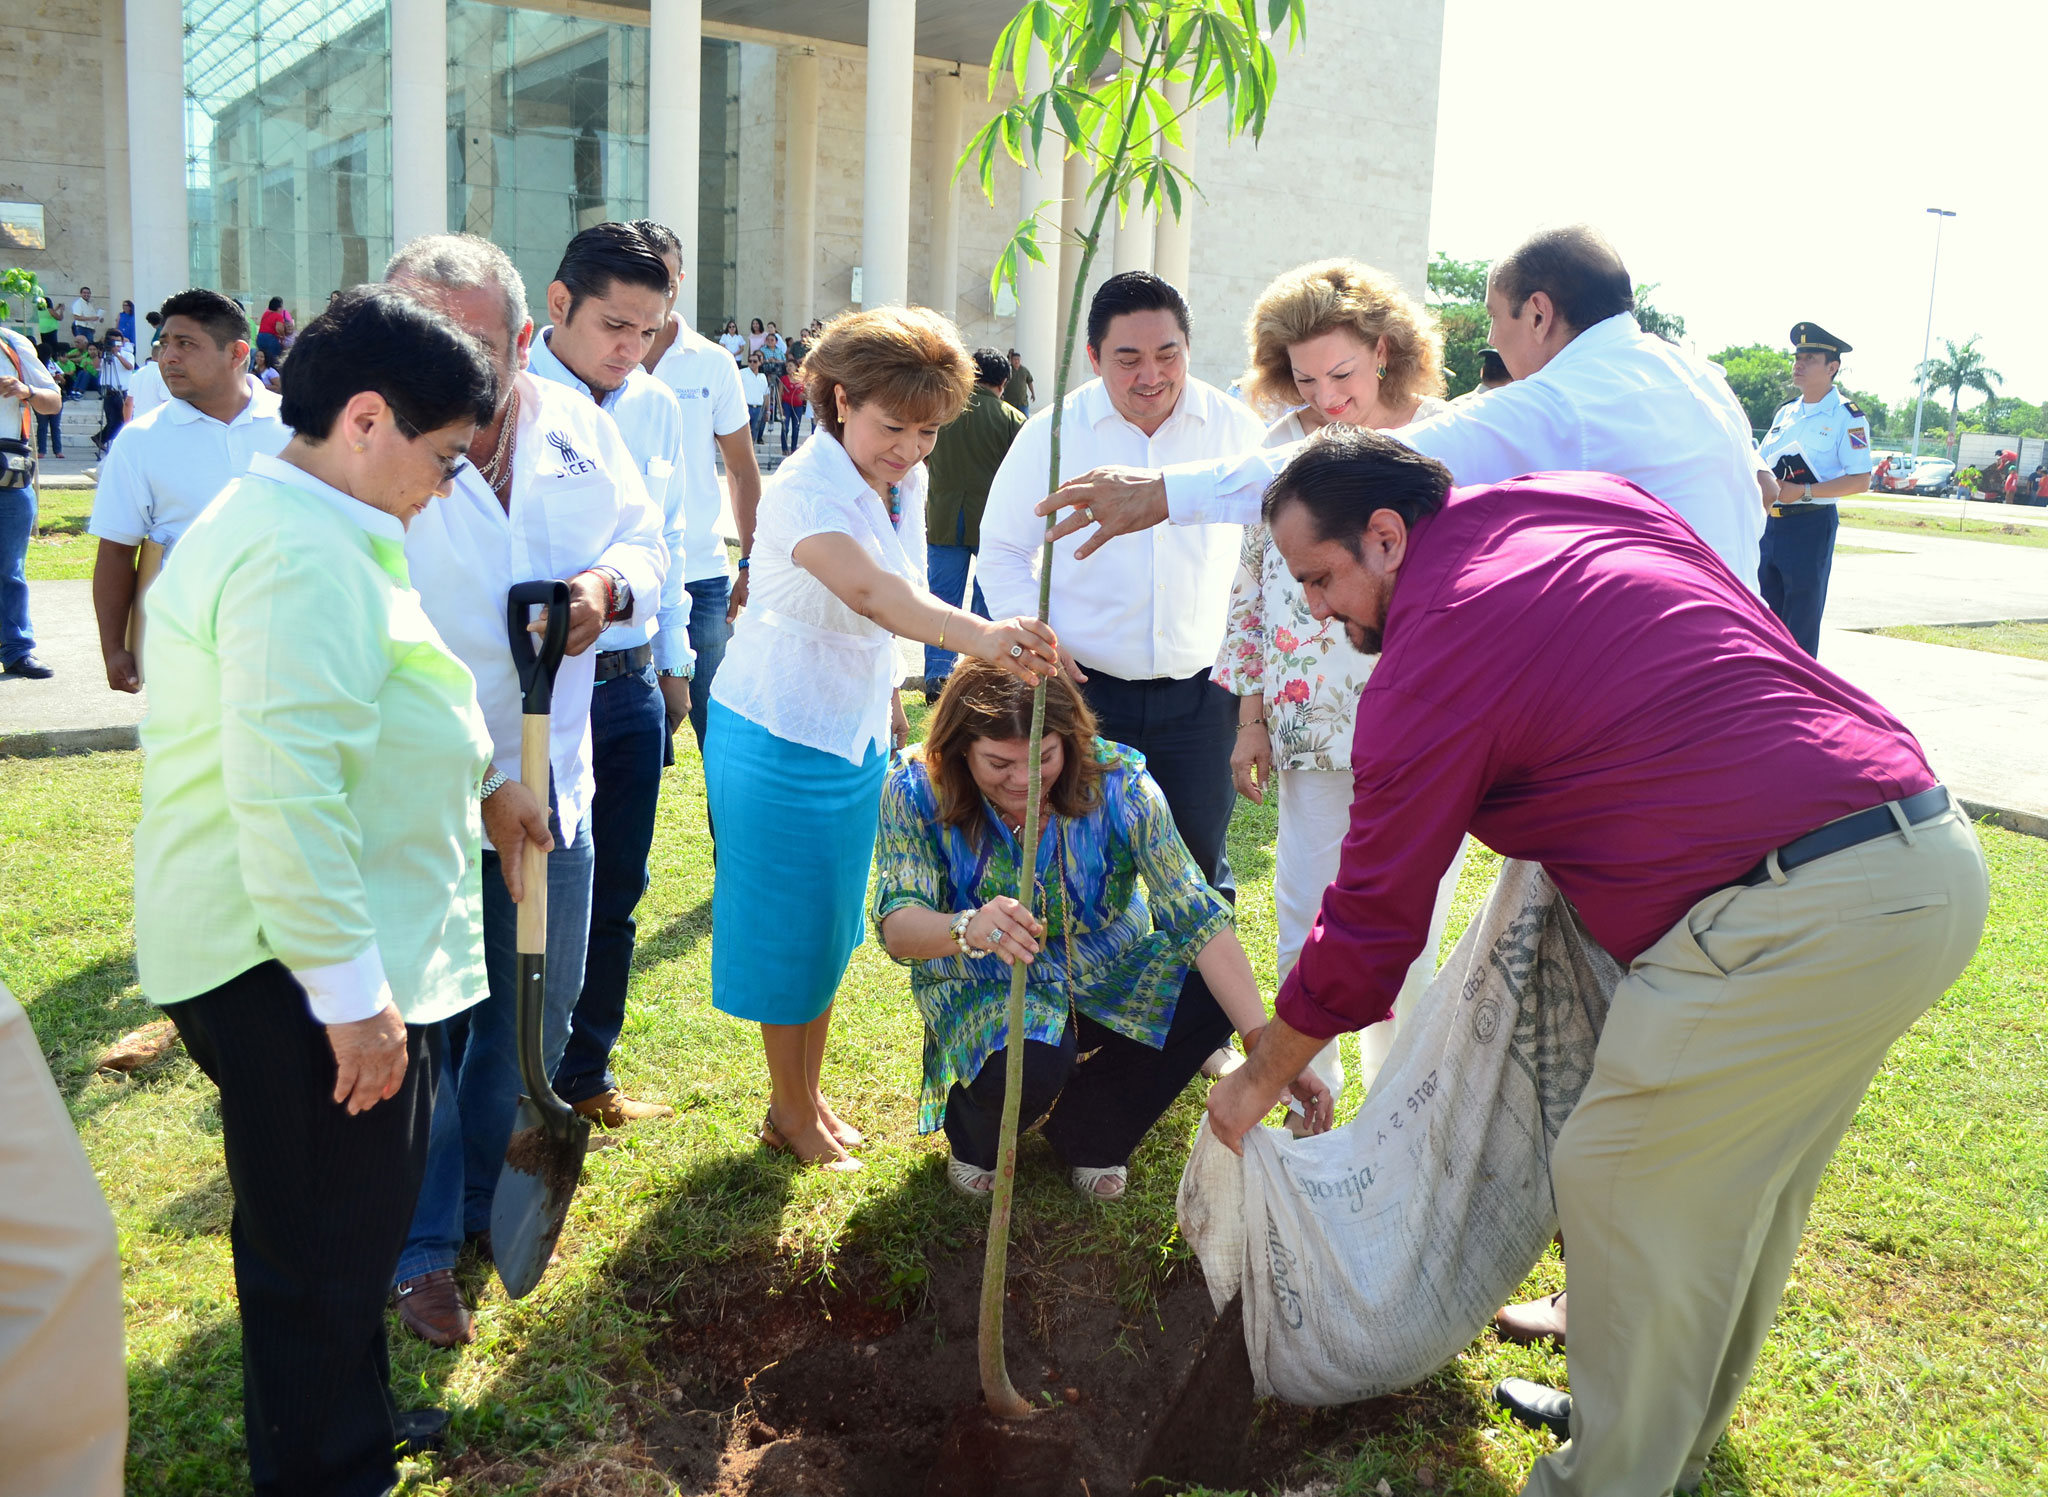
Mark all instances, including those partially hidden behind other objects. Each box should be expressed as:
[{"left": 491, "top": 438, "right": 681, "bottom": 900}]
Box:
[
  {"left": 185, "top": 0, "right": 393, "bottom": 316},
  {"left": 185, "top": 0, "right": 737, "bottom": 330}
]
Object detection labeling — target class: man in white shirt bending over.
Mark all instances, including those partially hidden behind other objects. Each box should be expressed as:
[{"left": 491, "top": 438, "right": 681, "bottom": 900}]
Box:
[
  {"left": 526, "top": 221, "right": 689, "bottom": 1133},
  {"left": 385, "top": 234, "right": 667, "bottom": 1350},
  {"left": 1038, "top": 224, "right": 1769, "bottom": 587},
  {"left": 981, "top": 269, "right": 1267, "bottom": 1075},
  {"left": 632, "top": 217, "right": 762, "bottom": 754},
  {"left": 89, "top": 289, "right": 288, "bottom": 692}
]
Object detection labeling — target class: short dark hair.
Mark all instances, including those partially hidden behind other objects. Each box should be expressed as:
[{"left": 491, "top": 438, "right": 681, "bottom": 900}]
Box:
[
  {"left": 279, "top": 284, "right": 498, "bottom": 443},
  {"left": 631, "top": 218, "right": 683, "bottom": 262},
  {"left": 970, "top": 347, "right": 1010, "bottom": 387},
  {"left": 1086, "top": 271, "right": 1191, "bottom": 354},
  {"left": 266, "top": 296, "right": 284, "bottom": 312},
  {"left": 1479, "top": 347, "right": 1511, "bottom": 387},
  {"left": 144, "top": 310, "right": 160, "bottom": 328},
  {"left": 1489, "top": 224, "right": 1634, "bottom": 335},
  {"left": 157, "top": 289, "right": 249, "bottom": 349},
  {"left": 551, "top": 222, "right": 670, "bottom": 321},
  {"left": 1261, "top": 425, "right": 1452, "bottom": 556}
]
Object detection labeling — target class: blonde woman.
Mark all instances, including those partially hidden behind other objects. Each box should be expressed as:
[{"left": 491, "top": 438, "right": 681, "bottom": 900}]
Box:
[
  {"left": 706, "top": 306, "right": 1060, "bottom": 1170},
  {"left": 1215, "top": 258, "right": 1464, "bottom": 1107}
]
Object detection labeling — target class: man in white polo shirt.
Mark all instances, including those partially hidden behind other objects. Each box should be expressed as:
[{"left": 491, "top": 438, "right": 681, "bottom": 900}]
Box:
[
  {"left": 384, "top": 233, "right": 667, "bottom": 1349},
  {"left": 632, "top": 217, "right": 762, "bottom": 753},
  {"left": 526, "top": 222, "right": 689, "bottom": 1132},
  {"left": 89, "top": 289, "right": 287, "bottom": 693}
]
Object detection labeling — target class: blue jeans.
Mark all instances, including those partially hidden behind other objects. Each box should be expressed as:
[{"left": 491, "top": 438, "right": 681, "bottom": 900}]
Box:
[
  {"left": 0, "top": 487, "right": 35, "bottom": 666},
  {"left": 553, "top": 668, "right": 665, "bottom": 1107},
  {"left": 923, "top": 539, "right": 989, "bottom": 682},
  {"left": 748, "top": 403, "right": 767, "bottom": 445},
  {"left": 684, "top": 574, "right": 733, "bottom": 752},
  {"left": 34, "top": 412, "right": 62, "bottom": 456},
  {"left": 395, "top": 822, "right": 594, "bottom": 1283},
  {"left": 780, "top": 402, "right": 804, "bottom": 453}
]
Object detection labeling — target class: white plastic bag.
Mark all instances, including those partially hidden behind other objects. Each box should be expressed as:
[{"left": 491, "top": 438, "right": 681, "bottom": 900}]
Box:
[{"left": 1177, "top": 859, "right": 1621, "bottom": 1404}]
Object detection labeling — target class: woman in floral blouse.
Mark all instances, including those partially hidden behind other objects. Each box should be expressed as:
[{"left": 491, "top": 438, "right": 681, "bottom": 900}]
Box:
[
  {"left": 873, "top": 661, "right": 1330, "bottom": 1202},
  {"left": 1215, "top": 258, "right": 1464, "bottom": 1109}
]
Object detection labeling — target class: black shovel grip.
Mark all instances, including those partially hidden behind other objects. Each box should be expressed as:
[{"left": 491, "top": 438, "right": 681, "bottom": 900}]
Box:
[{"left": 507, "top": 579, "right": 573, "bottom": 715}]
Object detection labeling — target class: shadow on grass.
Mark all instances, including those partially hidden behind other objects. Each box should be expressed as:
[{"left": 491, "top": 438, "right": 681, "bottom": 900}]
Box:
[
  {"left": 127, "top": 1315, "right": 250, "bottom": 1495},
  {"left": 635, "top": 895, "right": 715, "bottom": 971},
  {"left": 23, "top": 950, "right": 160, "bottom": 1095}
]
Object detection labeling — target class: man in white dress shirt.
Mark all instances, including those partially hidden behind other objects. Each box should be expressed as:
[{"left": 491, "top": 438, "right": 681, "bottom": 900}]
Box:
[
  {"left": 384, "top": 234, "right": 667, "bottom": 1348},
  {"left": 981, "top": 270, "right": 1267, "bottom": 1072},
  {"left": 88, "top": 290, "right": 288, "bottom": 692},
  {"left": 1040, "top": 225, "right": 1768, "bottom": 587},
  {"left": 632, "top": 217, "right": 763, "bottom": 754},
  {"left": 526, "top": 223, "right": 689, "bottom": 1132}
]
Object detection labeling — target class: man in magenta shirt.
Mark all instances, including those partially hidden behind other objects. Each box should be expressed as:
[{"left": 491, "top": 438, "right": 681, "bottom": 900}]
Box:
[{"left": 1206, "top": 429, "right": 1989, "bottom": 1497}]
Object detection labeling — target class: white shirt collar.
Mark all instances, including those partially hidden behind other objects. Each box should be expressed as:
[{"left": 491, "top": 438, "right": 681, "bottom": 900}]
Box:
[
  {"left": 529, "top": 328, "right": 617, "bottom": 410},
  {"left": 1076, "top": 375, "right": 1212, "bottom": 436},
  {"left": 165, "top": 376, "right": 279, "bottom": 427},
  {"left": 1531, "top": 312, "right": 1639, "bottom": 386},
  {"left": 248, "top": 452, "right": 407, "bottom": 544}
]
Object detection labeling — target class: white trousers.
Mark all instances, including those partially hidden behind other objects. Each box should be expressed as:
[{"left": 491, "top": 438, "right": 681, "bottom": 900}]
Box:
[
  {"left": 0, "top": 981, "right": 126, "bottom": 1497},
  {"left": 1274, "top": 766, "right": 1468, "bottom": 1104}
]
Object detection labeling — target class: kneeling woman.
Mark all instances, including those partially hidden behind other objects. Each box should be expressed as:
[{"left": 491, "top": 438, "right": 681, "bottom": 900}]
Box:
[{"left": 873, "top": 661, "right": 1330, "bottom": 1202}]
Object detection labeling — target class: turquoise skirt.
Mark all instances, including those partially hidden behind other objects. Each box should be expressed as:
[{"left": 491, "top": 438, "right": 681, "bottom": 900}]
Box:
[{"left": 705, "top": 699, "right": 889, "bottom": 1025}]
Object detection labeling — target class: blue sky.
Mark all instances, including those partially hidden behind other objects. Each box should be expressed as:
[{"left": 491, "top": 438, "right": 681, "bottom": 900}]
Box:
[{"left": 1430, "top": 0, "right": 2043, "bottom": 412}]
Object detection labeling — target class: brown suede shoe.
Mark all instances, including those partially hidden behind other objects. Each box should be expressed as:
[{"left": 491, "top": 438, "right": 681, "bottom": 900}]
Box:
[
  {"left": 394, "top": 1270, "right": 474, "bottom": 1348},
  {"left": 572, "top": 1088, "right": 674, "bottom": 1127},
  {"left": 1492, "top": 1289, "right": 1567, "bottom": 1348}
]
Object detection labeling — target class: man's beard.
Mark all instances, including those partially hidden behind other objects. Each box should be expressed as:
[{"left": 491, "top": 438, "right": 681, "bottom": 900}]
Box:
[{"left": 1342, "top": 618, "right": 1383, "bottom": 654}]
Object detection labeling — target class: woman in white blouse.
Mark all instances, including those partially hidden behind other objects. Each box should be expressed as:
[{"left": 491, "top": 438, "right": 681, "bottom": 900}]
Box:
[
  {"left": 1215, "top": 258, "right": 1463, "bottom": 1110},
  {"left": 707, "top": 306, "right": 1060, "bottom": 1170}
]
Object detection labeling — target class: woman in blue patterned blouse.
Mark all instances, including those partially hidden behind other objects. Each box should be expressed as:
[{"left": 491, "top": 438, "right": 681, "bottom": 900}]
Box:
[{"left": 873, "top": 660, "right": 1331, "bottom": 1201}]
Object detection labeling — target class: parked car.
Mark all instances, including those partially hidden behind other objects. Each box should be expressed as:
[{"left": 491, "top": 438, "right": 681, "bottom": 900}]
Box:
[{"left": 1895, "top": 457, "right": 1956, "bottom": 495}]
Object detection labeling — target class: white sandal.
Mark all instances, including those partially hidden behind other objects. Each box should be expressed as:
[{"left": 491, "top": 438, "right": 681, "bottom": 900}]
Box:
[
  {"left": 947, "top": 1155, "right": 995, "bottom": 1198},
  {"left": 1069, "top": 1165, "right": 1127, "bottom": 1202}
]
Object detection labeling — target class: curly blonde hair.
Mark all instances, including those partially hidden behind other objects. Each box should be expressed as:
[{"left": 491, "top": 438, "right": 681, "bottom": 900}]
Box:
[
  {"left": 802, "top": 305, "right": 975, "bottom": 439},
  {"left": 1239, "top": 259, "right": 1445, "bottom": 419}
]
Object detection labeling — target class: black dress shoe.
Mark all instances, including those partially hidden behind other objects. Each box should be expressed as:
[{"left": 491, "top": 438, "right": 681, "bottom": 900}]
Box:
[
  {"left": 2, "top": 654, "right": 53, "bottom": 679},
  {"left": 393, "top": 1406, "right": 451, "bottom": 1457},
  {"left": 1494, "top": 1376, "right": 1572, "bottom": 1439}
]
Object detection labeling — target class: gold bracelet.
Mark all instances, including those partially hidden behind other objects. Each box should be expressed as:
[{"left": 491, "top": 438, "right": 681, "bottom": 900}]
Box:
[{"left": 936, "top": 616, "right": 947, "bottom": 649}]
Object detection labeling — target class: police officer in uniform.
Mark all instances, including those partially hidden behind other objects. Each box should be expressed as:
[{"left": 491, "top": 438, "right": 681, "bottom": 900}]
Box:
[{"left": 1757, "top": 322, "right": 1872, "bottom": 656}]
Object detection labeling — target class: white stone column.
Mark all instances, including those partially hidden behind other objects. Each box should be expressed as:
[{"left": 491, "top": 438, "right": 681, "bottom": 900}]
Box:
[
  {"left": 126, "top": 0, "right": 187, "bottom": 321},
  {"left": 1055, "top": 149, "right": 1089, "bottom": 388},
  {"left": 1111, "top": 205, "right": 1154, "bottom": 276},
  {"left": 784, "top": 47, "right": 820, "bottom": 327},
  {"left": 648, "top": 0, "right": 703, "bottom": 279},
  {"left": 101, "top": 0, "right": 132, "bottom": 308},
  {"left": 390, "top": 0, "right": 448, "bottom": 248},
  {"left": 927, "top": 67, "right": 963, "bottom": 316},
  {"left": 859, "top": 0, "right": 916, "bottom": 307},
  {"left": 1151, "top": 78, "right": 1195, "bottom": 291},
  {"left": 1010, "top": 45, "right": 1058, "bottom": 401}
]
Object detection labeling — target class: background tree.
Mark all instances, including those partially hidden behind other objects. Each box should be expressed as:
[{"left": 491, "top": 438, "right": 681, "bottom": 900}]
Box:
[
  {"left": 1958, "top": 393, "right": 2045, "bottom": 438},
  {"left": 1631, "top": 282, "right": 1686, "bottom": 344},
  {"left": 1917, "top": 336, "right": 2002, "bottom": 456},
  {"left": 963, "top": 0, "right": 1305, "bottom": 1419},
  {"left": 1844, "top": 387, "right": 1892, "bottom": 440},
  {"left": 1710, "top": 342, "right": 1792, "bottom": 434},
  {"left": 1426, "top": 251, "right": 1491, "bottom": 396}
]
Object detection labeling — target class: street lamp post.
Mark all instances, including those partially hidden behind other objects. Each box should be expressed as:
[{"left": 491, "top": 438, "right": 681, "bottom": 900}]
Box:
[{"left": 1909, "top": 207, "right": 1956, "bottom": 462}]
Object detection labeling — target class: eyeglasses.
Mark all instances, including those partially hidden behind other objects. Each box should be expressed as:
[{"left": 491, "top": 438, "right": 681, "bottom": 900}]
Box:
[{"left": 391, "top": 406, "right": 468, "bottom": 483}]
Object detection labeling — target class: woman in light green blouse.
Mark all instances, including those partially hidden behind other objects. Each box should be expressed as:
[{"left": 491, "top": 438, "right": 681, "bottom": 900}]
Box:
[{"left": 133, "top": 284, "right": 514, "bottom": 1497}]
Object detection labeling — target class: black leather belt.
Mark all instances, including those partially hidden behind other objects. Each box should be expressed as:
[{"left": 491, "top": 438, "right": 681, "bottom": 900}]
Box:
[
  {"left": 1736, "top": 786, "right": 1950, "bottom": 887},
  {"left": 593, "top": 643, "right": 652, "bottom": 683}
]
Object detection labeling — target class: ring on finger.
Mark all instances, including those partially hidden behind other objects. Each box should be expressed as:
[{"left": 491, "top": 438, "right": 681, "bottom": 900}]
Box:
[
  {"left": 986, "top": 928, "right": 1004, "bottom": 946},
  {"left": 1010, "top": 644, "right": 1024, "bottom": 658},
  {"left": 1084, "top": 505, "right": 1096, "bottom": 522}
]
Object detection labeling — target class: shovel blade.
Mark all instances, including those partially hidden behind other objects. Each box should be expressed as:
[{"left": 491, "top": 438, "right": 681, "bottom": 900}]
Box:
[{"left": 490, "top": 1094, "right": 590, "bottom": 1299}]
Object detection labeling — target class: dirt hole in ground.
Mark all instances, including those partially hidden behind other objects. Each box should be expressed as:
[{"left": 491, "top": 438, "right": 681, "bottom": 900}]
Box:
[{"left": 627, "top": 1245, "right": 1411, "bottom": 1497}]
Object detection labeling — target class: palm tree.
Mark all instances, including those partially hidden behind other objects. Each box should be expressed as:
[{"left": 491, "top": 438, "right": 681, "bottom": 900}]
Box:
[{"left": 1917, "top": 337, "right": 2002, "bottom": 456}]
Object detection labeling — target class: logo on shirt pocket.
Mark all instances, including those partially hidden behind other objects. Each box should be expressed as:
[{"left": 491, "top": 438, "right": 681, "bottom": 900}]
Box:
[{"left": 546, "top": 432, "right": 597, "bottom": 477}]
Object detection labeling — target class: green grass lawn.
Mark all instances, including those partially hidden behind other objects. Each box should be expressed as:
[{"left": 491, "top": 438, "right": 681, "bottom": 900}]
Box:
[
  {"left": 28, "top": 486, "right": 96, "bottom": 581},
  {"left": 1871, "top": 620, "right": 2048, "bottom": 664},
  {"left": 1841, "top": 505, "right": 2048, "bottom": 551},
  {"left": 3, "top": 738, "right": 2044, "bottom": 1495}
]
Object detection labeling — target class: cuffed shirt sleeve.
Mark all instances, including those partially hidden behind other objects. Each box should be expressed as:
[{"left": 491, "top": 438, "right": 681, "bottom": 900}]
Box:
[
  {"left": 1278, "top": 686, "right": 1491, "bottom": 1040},
  {"left": 1162, "top": 443, "right": 1295, "bottom": 528},
  {"left": 214, "top": 542, "right": 390, "bottom": 1008},
  {"left": 294, "top": 945, "right": 395, "bottom": 1024}
]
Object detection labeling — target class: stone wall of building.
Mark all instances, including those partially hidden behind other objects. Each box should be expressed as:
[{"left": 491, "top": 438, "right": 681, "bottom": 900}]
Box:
[{"left": 0, "top": 0, "right": 113, "bottom": 319}]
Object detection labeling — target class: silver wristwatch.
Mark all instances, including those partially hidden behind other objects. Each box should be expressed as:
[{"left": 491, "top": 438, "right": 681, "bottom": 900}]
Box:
[{"left": 479, "top": 769, "right": 509, "bottom": 800}]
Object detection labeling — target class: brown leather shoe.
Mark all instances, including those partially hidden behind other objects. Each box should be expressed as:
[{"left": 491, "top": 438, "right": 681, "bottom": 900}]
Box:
[
  {"left": 1492, "top": 1289, "right": 1567, "bottom": 1348},
  {"left": 572, "top": 1088, "right": 674, "bottom": 1127},
  {"left": 394, "top": 1270, "right": 474, "bottom": 1348}
]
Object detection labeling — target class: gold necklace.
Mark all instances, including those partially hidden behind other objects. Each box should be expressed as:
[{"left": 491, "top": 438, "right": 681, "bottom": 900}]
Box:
[{"left": 477, "top": 386, "right": 520, "bottom": 491}]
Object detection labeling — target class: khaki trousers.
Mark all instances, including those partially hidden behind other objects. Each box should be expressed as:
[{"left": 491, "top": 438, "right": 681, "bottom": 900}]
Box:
[
  {"left": 1525, "top": 804, "right": 1989, "bottom": 1497},
  {"left": 0, "top": 981, "right": 126, "bottom": 1497}
]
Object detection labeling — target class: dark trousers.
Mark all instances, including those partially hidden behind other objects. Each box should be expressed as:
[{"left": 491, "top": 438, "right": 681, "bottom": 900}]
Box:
[
  {"left": 1079, "top": 665, "right": 1237, "bottom": 896},
  {"left": 555, "top": 666, "right": 666, "bottom": 1106},
  {"left": 944, "top": 990, "right": 1236, "bottom": 1170},
  {"left": 1758, "top": 502, "right": 1838, "bottom": 658},
  {"left": 167, "top": 962, "right": 434, "bottom": 1497},
  {"left": 98, "top": 387, "right": 124, "bottom": 447},
  {"left": 34, "top": 410, "right": 62, "bottom": 456}
]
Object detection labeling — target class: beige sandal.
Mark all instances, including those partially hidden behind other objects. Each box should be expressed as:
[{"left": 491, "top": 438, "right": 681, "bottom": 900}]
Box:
[
  {"left": 1069, "top": 1164, "right": 1127, "bottom": 1202},
  {"left": 947, "top": 1156, "right": 995, "bottom": 1199}
]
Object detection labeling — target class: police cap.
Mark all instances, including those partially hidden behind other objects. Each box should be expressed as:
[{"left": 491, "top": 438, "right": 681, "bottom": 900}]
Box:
[{"left": 1789, "top": 322, "right": 1851, "bottom": 357}]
